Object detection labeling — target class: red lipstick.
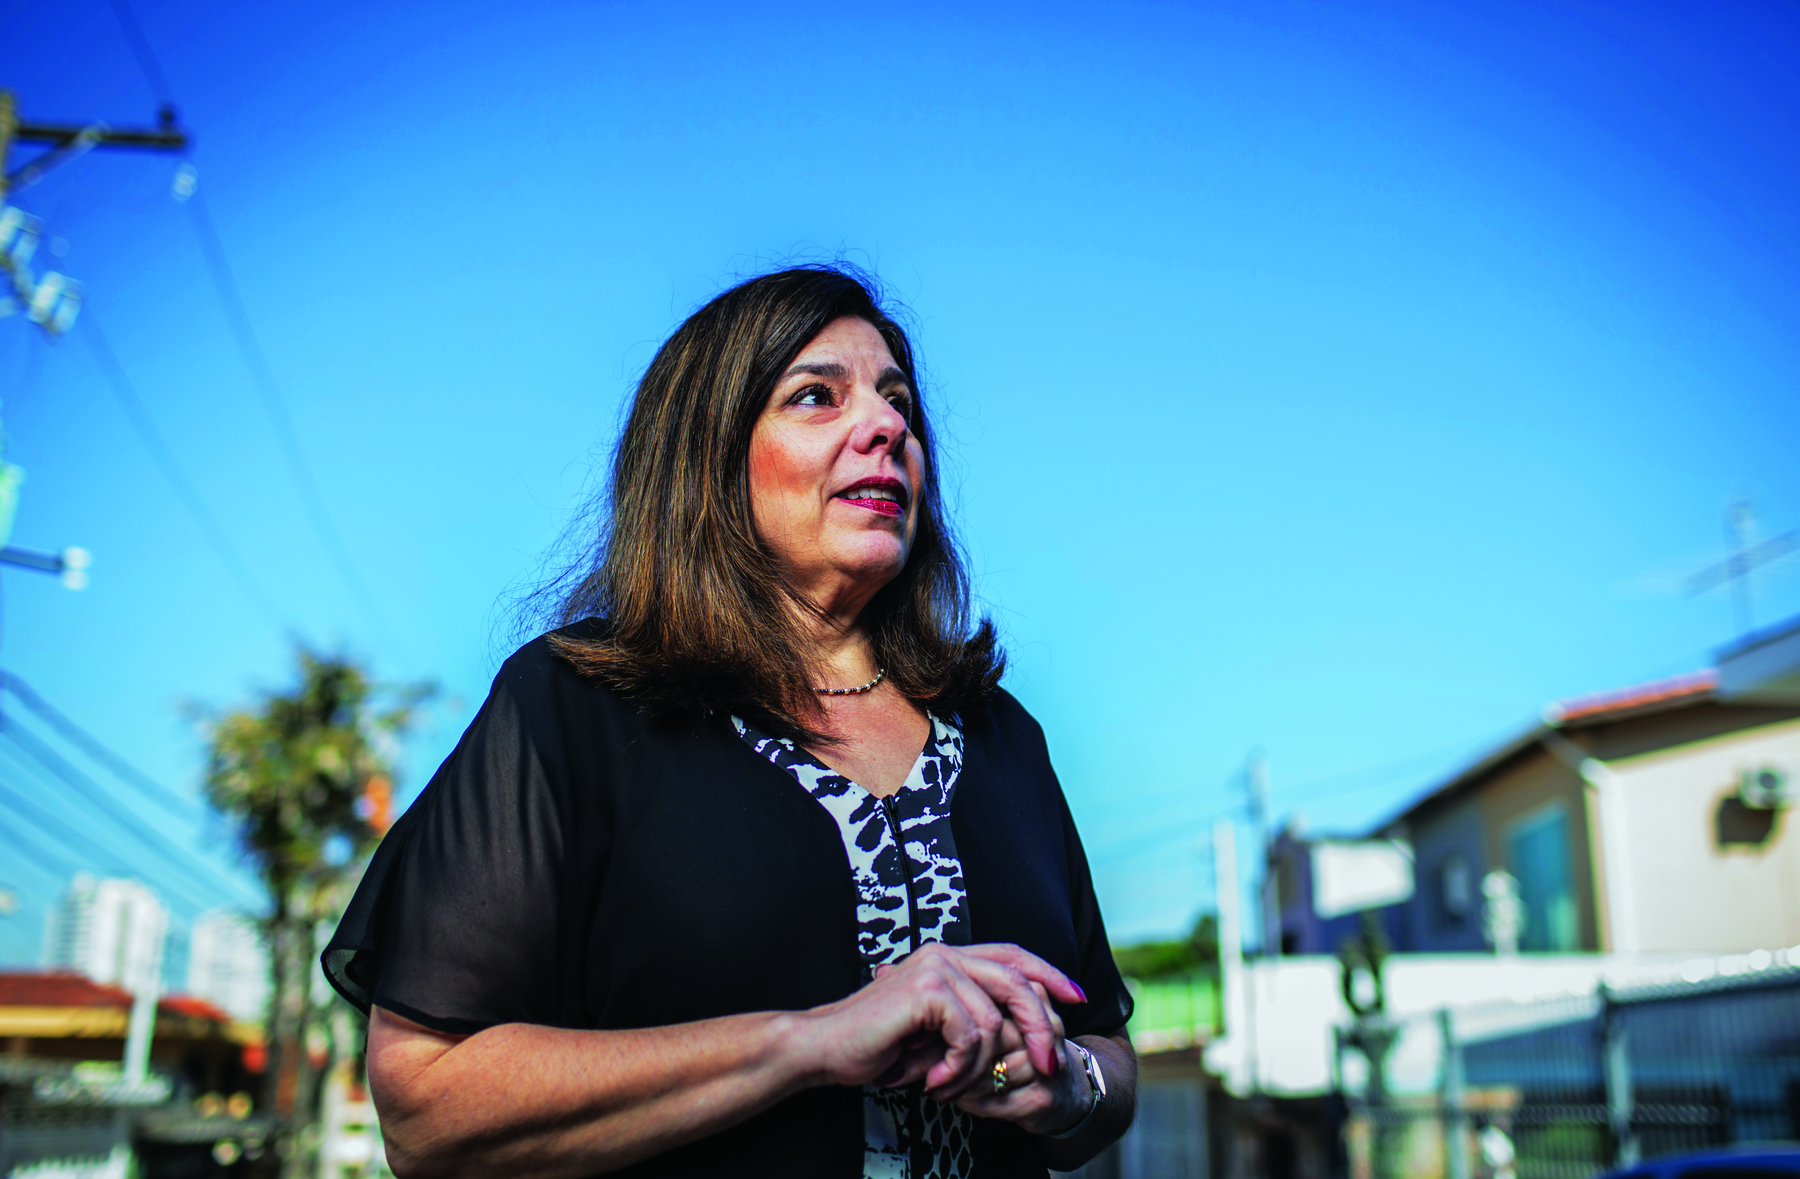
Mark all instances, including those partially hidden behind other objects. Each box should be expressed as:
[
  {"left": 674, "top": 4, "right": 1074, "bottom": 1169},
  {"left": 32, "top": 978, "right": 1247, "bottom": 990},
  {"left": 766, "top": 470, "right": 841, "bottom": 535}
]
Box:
[{"left": 835, "top": 477, "right": 908, "bottom": 518}]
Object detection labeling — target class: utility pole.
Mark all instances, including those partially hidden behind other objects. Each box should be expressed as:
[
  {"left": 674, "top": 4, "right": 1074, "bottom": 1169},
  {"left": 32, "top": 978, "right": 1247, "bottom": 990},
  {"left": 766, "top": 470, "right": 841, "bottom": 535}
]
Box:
[
  {"left": 1245, "top": 748, "right": 1270, "bottom": 845},
  {"left": 1239, "top": 750, "right": 1270, "bottom": 1102},
  {"left": 0, "top": 542, "right": 91, "bottom": 588},
  {"left": 1, "top": 89, "right": 187, "bottom": 585},
  {"left": 1241, "top": 748, "right": 1271, "bottom": 954},
  {"left": 1, "top": 92, "right": 190, "bottom": 201},
  {"left": 1, "top": 90, "right": 190, "bottom": 337},
  {"left": 1211, "top": 818, "right": 1253, "bottom": 1095}
]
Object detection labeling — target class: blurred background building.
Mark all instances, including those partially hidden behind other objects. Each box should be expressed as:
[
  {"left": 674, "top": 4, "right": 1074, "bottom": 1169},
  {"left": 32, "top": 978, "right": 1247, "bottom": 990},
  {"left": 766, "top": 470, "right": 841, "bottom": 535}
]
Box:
[
  {"left": 1086, "top": 613, "right": 1800, "bottom": 1179},
  {"left": 1269, "top": 659, "right": 1798, "bottom": 959},
  {"left": 185, "top": 911, "right": 268, "bottom": 1027},
  {"left": 41, "top": 875, "right": 168, "bottom": 992}
]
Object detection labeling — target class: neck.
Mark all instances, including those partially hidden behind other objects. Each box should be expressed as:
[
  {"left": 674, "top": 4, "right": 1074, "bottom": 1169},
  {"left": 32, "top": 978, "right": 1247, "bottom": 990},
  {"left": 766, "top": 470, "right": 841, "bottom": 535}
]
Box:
[{"left": 787, "top": 600, "right": 879, "bottom": 691}]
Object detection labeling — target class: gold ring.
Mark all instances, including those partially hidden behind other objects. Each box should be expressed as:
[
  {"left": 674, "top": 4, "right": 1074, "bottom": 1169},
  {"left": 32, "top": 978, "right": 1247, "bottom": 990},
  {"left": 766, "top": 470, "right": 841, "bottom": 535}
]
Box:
[{"left": 992, "top": 1059, "right": 1009, "bottom": 1094}]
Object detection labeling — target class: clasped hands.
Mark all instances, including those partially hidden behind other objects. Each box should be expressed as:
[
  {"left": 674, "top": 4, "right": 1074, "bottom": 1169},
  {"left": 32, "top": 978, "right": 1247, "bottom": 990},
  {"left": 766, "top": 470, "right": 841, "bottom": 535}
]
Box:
[{"left": 799, "top": 942, "right": 1094, "bottom": 1136}]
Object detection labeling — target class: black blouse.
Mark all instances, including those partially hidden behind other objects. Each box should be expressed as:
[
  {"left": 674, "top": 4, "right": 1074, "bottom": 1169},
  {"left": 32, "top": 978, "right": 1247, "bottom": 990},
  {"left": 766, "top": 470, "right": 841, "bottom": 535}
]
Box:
[{"left": 323, "top": 622, "right": 1132, "bottom": 1178}]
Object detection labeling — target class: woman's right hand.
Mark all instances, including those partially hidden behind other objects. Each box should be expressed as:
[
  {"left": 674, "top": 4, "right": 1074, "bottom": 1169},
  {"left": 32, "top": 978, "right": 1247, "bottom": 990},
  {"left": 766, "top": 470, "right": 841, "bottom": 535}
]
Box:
[{"left": 797, "top": 942, "right": 1086, "bottom": 1102}]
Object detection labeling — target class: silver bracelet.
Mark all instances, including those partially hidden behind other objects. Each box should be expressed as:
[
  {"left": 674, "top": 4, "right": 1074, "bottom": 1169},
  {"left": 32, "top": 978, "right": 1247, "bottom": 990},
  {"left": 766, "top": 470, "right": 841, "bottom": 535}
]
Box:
[{"left": 1047, "top": 1040, "right": 1107, "bottom": 1140}]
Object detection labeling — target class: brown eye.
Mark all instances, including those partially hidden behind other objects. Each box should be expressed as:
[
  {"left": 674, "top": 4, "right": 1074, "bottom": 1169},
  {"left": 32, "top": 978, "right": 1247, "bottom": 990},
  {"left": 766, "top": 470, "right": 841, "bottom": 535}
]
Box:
[{"left": 789, "top": 384, "right": 834, "bottom": 407}]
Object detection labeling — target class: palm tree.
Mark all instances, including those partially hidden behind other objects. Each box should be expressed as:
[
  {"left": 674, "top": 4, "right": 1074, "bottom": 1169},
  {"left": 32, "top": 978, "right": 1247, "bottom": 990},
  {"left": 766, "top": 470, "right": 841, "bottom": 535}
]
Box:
[{"left": 201, "top": 649, "right": 431, "bottom": 1177}]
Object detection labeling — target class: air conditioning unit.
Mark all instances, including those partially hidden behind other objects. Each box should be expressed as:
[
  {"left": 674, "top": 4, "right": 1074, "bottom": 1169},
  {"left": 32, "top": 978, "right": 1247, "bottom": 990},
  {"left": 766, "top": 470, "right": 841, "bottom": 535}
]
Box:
[{"left": 1739, "top": 766, "right": 1791, "bottom": 810}]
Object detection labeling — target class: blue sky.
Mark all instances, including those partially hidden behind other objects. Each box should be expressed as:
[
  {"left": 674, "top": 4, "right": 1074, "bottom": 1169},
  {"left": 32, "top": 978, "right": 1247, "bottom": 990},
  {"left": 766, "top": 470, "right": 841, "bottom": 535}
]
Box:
[{"left": 2, "top": 0, "right": 1798, "bottom": 976}]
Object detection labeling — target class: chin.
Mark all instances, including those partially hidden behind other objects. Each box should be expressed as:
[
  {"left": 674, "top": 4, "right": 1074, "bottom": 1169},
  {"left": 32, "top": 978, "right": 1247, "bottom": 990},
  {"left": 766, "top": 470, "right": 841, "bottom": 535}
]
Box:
[{"left": 829, "top": 536, "right": 911, "bottom": 589}]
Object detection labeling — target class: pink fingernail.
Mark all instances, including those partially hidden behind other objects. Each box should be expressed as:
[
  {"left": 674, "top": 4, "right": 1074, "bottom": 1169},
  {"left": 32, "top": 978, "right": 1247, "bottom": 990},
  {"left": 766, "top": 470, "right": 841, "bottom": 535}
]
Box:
[{"left": 1073, "top": 984, "right": 1088, "bottom": 1003}]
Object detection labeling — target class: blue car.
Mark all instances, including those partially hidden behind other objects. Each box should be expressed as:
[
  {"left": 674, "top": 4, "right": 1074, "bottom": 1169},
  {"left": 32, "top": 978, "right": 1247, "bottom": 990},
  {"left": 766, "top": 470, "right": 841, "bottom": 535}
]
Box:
[{"left": 1601, "top": 1146, "right": 1800, "bottom": 1179}]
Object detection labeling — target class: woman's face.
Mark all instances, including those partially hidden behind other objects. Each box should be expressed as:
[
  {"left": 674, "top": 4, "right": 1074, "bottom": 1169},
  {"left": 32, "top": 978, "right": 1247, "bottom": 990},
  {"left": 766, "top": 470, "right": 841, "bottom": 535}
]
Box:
[{"left": 748, "top": 316, "right": 924, "bottom": 615}]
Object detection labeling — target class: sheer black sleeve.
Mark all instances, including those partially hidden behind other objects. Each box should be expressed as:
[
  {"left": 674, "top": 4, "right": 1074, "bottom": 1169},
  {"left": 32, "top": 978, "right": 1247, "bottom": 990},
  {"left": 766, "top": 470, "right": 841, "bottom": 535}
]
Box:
[
  {"left": 323, "top": 655, "right": 569, "bottom": 1034},
  {"left": 1059, "top": 789, "right": 1133, "bottom": 1041},
  {"left": 953, "top": 689, "right": 1133, "bottom": 1041}
]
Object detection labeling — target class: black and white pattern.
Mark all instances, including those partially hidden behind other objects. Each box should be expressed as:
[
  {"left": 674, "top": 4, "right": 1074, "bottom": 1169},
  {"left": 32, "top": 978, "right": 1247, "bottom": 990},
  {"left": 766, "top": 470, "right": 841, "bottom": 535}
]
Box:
[{"left": 732, "top": 713, "right": 976, "bottom": 1179}]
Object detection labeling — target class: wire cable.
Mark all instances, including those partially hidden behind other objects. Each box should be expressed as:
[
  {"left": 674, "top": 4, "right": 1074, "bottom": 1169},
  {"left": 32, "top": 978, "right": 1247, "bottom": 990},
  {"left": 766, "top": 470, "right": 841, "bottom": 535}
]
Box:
[
  {"left": 0, "top": 668, "right": 207, "bottom": 822},
  {"left": 104, "top": 0, "right": 389, "bottom": 637},
  {"left": 182, "top": 192, "right": 389, "bottom": 633},
  {"left": 105, "top": 0, "right": 178, "bottom": 107},
  {"left": 1086, "top": 735, "right": 1487, "bottom": 866},
  {"left": 0, "top": 768, "right": 135, "bottom": 878},
  {"left": 0, "top": 717, "right": 260, "bottom": 906},
  {"left": 0, "top": 718, "right": 256, "bottom": 905},
  {"left": 1088, "top": 814, "right": 1216, "bottom": 866},
  {"left": 0, "top": 752, "right": 237, "bottom": 916},
  {"left": 80, "top": 311, "right": 285, "bottom": 626},
  {"left": 0, "top": 803, "right": 86, "bottom": 880},
  {"left": 12, "top": 329, "right": 48, "bottom": 412}
]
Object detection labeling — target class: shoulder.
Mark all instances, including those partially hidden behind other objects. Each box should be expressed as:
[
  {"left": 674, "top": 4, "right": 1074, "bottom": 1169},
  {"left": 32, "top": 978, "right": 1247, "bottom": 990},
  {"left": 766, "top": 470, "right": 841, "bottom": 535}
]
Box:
[
  {"left": 953, "top": 687, "right": 1063, "bottom": 807},
  {"left": 957, "top": 685, "right": 1049, "bottom": 756},
  {"left": 490, "top": 619, "right": 627, "bottom": 705},
  {"left": 985, "top": 686, "right": 1041, "bottom": 731},
  {"left": 414, "top": 620, "right": 694, "bottom": 827},
  {"left": 477, "top": 619, "right": 663, "bottom": 750}
]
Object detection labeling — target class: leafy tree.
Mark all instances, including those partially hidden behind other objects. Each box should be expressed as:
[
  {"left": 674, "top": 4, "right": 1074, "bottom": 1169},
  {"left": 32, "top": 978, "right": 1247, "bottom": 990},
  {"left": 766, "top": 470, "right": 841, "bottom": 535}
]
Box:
[
  {"left": 1112, "top": 912, "right": 1220, "bottom": 981},
  {"left": 201, "top": 648, "right": 431, "bottom": 1178}
]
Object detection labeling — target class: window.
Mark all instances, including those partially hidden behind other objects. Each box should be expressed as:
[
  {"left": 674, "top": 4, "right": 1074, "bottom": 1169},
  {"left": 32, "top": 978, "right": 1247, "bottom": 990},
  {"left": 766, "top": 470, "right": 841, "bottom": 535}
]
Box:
[
  {"left": 1506, "top": 804, "right": 1579, "bottom": 952},
  {"left": 1437, "top": 853, "right": 1473, "bottom": 926}
]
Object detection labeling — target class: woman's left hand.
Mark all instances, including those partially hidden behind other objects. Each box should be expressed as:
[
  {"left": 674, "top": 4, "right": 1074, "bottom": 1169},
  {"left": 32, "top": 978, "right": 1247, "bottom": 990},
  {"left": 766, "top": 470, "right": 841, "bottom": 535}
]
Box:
[{"left": 950, "top": 985, "right": 1092, "bottom": 1136}]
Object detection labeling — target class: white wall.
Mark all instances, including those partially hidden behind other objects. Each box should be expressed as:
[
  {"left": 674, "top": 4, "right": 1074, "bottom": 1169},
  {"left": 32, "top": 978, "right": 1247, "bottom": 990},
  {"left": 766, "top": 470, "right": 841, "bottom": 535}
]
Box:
[
  {"left": 1203, "top": 950, "right": 1743, "bottom": 1098},
  {"left": 1611, "top": 717, "right": 1800, "bottom": 953}
]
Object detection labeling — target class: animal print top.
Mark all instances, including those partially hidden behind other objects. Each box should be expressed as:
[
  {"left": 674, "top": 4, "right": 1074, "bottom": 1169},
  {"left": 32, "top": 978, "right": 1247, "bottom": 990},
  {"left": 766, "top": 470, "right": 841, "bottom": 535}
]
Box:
[{"left": 731, "top": 713, "right": 977, "bottom": 1179}]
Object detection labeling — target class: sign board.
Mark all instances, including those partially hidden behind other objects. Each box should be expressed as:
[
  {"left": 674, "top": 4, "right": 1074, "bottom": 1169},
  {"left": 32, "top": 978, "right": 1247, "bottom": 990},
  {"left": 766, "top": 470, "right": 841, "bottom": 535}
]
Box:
[{"left": 1311, "top": 839, "right": 1414, "bottom": 920}]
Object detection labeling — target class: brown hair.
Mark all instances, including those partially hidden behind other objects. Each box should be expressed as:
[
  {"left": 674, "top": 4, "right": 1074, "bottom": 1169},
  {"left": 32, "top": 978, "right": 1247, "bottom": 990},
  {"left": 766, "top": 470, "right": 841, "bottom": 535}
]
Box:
[{"left": 541, "top": 265, "right": 1003, "bottom": 739}]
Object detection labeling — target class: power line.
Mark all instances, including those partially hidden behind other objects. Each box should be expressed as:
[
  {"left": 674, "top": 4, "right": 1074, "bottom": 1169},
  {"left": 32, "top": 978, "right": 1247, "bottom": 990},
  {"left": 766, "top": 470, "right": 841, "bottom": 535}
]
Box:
[
  {"left": 105, "top": 0, "right": 177, "bottom": 107},
  {"left": 0, "top": 750, "right": 235, "bottom": 917},
  {"left": 0, "top": 668, "right": 206, "bottom": 822},
  {"left": 0, "top": 716, "right": 259, "bottom": 907},
  {"left": 182, "top": 193, "right": 389, "bottom": 633},
  {"left": 14, "top": 328, "right": 48, "bottom": 408},
  {"left": 101, "top": 0, "right": 390, "bottom": 637},
  {"left": 0, "top": 765, "right": 133, "bottom": 878},
  {"left": 1089, "top": 814, "right": 1215, "bottom": 866},
  {"left": 1274, "top": 737, "right": 1479, "bottom": 808},
  {"left": 0, "top": 802, "right": 85, "bottom": 880},
  {"left": 0, "top": 716, "right": 255, "bottom": 904},
  {"left": 80, "top": 311, "right": 285, "bottom": 625},
  {"left": 1087, "top": 736, "right": 1482, "bottom": 866}
]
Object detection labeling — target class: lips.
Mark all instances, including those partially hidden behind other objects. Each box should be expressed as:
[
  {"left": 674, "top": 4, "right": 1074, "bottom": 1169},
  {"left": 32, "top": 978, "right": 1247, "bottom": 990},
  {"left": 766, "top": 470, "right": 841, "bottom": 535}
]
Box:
[{"left": 835, "top": 476, "right": 909, "bottom": 518}]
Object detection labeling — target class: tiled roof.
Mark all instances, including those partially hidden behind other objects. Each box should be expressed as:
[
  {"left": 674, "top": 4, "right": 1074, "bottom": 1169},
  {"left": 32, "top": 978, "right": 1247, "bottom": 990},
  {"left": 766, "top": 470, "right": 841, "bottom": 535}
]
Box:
[
  {"left": 0, "top": 972, "right": 132, "bottom": 1008},
  {"left": 157, "top": 995, "right": 232, "bottom": 1022},
  {"left": 1543, "top": 669, "right": 1719, "bottom": 725},
  {"left": 1382, "top": 668, "right": 1726, "bottom": 829},
  {"left": 0, "top": 972, "right": 231, "bottom": 1023}
]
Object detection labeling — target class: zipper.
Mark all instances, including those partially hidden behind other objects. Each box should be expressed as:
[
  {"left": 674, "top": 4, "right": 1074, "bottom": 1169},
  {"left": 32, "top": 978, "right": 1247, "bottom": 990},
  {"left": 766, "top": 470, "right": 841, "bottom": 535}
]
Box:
[{"left": 881, "top": 796, "right": 921, "bottom": 952}]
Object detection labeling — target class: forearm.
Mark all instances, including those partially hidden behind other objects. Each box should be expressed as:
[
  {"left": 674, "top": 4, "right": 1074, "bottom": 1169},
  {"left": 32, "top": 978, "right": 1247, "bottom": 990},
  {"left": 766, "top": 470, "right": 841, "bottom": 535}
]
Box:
[
  {"left": 1040, "top": 1033, "right": 1137, "bottom": 1172},
  {"left": 371, "top": 1008, "right": 820, "bottom": 1179}
]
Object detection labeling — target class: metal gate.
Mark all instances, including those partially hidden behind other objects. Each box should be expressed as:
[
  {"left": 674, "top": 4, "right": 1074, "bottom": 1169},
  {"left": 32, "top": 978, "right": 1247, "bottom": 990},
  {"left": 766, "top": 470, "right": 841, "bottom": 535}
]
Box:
[{"left": 1335, "top": 960, "right": 1800, "bottom": 1179}]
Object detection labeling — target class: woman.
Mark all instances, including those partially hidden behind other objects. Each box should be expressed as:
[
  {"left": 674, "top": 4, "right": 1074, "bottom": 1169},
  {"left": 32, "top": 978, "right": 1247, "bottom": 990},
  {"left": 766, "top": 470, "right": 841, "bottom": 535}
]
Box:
[{"left": 324, "top": 266, "right": 1137, "bottom": 1178}]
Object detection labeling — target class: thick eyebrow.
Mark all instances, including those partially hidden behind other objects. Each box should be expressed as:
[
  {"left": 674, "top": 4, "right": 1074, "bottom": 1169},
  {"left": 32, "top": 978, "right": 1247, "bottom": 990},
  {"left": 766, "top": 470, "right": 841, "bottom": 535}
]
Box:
[
  {"left": 779, "top": 361, "right": 911, "bottom": 392},
  {"left": 781, "top": 361, "right": 849, "bottom": 381}
]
